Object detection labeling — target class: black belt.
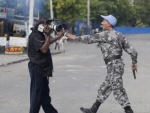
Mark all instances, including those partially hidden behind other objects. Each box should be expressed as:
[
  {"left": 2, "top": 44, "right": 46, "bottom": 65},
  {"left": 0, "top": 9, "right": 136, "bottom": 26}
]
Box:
[{"left": 104, "top": 55, "right": 121, "bottom": 64}]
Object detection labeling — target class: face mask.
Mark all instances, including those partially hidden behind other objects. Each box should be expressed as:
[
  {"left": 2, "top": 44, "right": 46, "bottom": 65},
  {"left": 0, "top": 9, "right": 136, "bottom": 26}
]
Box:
[{"left": 38, "top": 24, "right": 44, "bottom": 32}]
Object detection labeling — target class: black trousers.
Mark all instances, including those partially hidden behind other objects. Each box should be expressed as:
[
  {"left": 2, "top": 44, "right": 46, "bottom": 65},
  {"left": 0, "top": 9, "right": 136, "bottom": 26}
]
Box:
[{"left": 28, "top": 65, "right": 58, "bottom": 113}]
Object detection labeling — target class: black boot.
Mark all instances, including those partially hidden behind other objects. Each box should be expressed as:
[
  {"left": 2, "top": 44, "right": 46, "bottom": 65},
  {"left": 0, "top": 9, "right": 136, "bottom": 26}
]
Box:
[
  {"left": 80, "top": 100, "right": 101, "bottom": 113},
  {"left": 124, "top": 106, "right": 134, "bottom": 113}
]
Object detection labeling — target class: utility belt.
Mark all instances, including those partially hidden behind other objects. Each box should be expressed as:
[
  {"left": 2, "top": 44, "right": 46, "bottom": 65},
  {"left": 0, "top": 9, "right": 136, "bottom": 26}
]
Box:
[{"left": 104, "top": 55, "right": 121, "bottom": 64}]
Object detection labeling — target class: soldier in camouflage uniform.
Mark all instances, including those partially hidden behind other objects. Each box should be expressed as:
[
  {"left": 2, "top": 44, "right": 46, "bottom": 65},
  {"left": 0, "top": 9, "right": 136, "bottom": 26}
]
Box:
[{"left": 80, "top": 15, "right": 138, "bottom": 113}]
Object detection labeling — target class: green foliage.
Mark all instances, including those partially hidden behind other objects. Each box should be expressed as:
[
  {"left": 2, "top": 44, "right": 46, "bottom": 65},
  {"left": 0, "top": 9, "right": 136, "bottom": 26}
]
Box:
[
  {"left": 90, "top": 0, "right": 150, "bottom": 26},
  {"left": 134, "top": 0, "right": 150, "bottom": 26},
  {"left": 8, "top": 0, "right": 150, "bottom": 26},
  {"left": 90, "top": 0, "right": 118, "bottom": 24},
  {"left": 45, "top": 0, "right": 87, "bottom": 22}
]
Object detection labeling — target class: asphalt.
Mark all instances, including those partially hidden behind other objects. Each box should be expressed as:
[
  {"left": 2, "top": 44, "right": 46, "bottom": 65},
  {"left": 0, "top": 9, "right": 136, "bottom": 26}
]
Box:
[{"left": 0, "top": 54, "right": 29, "bottom": 67}]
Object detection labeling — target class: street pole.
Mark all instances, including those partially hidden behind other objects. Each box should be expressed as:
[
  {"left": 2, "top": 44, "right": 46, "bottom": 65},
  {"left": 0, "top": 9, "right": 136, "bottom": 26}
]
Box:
[
  {"left": 50, "top": 0, "right": 54, "bottom": 19},
  {"left": 130, "top": 0, "right": 134, "bottom": 5},
  {"left": 29, "top": 0, "right": 34, "bottom": 35},
  {"left": 50, "top": 0, "right": 55, "bottom": 38},
  {"left": 87, "top": 0, "right": 90, "bottom": 35}
]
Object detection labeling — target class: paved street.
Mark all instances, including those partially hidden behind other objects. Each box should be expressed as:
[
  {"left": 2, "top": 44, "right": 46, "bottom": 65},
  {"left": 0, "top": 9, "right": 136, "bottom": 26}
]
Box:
[{"left": 0, "top": 34, "right": 150, "bottom": 113}]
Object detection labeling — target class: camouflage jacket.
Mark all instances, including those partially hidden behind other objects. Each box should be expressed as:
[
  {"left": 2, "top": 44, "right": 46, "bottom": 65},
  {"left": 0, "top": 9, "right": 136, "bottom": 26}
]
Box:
[{"left": 83, "top": 28, "right": 138, "bottom": 64}]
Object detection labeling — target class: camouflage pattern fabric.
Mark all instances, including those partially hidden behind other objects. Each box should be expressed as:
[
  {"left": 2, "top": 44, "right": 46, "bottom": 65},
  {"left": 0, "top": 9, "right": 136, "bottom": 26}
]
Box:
[
  {"left": 81, "top": 28, "right": 138, "bottom": 108},
  {"left": 84, "top": 28, "right": 138, "bottom": 64},
  {"left": 97, "top": 59, "right": 130, "bottom": 108}
]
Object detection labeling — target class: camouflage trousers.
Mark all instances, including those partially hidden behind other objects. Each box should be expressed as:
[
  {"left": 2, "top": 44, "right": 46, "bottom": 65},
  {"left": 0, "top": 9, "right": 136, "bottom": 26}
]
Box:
[{"left": 97, "top": 60, "right": 130, "bottom": 108}]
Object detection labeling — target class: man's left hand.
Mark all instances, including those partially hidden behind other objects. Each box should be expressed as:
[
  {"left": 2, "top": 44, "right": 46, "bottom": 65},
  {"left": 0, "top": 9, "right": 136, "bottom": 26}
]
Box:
[{"left": 57, "top": 31, "right": 65, "bottom": 38}]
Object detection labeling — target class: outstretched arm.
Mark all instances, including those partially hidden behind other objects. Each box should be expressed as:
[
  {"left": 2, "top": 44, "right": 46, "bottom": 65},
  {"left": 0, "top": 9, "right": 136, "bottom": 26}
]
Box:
[{"left": 78, "top": 32, "right": 107, "bottom": 44}]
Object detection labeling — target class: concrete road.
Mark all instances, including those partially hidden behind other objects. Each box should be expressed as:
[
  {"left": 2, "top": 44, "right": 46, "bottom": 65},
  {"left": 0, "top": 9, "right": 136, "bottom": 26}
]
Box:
[{"left": 0, "top": 34, "right": 150, "bottom": 113}]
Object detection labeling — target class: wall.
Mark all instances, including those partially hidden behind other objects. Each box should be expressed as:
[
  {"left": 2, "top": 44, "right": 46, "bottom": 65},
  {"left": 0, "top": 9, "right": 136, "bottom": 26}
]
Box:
[
  {"left": 75, "top": 20, "right": 150, "bottom": 35},
  {"left": 115, "top": 27, "right": 150, "bottom": 34}
]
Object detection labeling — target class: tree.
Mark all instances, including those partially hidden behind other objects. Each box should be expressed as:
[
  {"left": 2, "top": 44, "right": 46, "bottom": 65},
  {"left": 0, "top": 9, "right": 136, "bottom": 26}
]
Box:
[
  {"left": 127, "top": 5, "right": 144, "bottom": 27},
  {"left": 134, "top": 0, "right": 150, "bottom": 26},
  {"left": 90, "top": 0, "right": 118, "bottom": 24},
  {"left": 45, "top": 0, "right": 87, "bottom": 22},
  {"left": 11, "top": 0, "right": 149, "bottom": 27}
]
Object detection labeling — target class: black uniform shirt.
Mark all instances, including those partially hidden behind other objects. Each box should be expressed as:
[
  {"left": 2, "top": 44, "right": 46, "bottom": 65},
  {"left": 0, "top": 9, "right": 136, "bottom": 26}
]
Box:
[{"left": 28, "top": 30, "right": 53, "bottom": 77}]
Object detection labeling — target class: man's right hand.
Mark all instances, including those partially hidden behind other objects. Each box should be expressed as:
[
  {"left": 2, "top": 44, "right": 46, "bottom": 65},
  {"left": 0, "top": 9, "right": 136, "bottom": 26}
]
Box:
[
  {"left": 131, "top": 64, "right": 137, "bottom": 72},
  {"left": 43, "top": 25, "right": 51, "bottom": 36},
  {"left": 131, "top": 63, "right": 137, "bottom": 79}
]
